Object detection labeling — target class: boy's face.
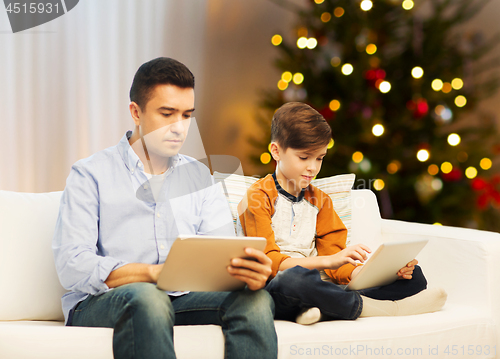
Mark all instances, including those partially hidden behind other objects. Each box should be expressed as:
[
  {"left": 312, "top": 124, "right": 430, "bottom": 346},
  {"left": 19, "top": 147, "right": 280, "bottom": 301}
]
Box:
[
  {"left": 271, "top": 143, "right": 328, "bottom": 196},
  {"left": 130, "top": 84, "right": 195, "bottom": 158}
]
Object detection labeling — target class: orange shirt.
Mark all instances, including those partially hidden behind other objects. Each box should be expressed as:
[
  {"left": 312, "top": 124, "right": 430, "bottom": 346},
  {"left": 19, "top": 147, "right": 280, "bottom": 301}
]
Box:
[{"left": 238, "top": 174, "right": 356, "bottom": 284}]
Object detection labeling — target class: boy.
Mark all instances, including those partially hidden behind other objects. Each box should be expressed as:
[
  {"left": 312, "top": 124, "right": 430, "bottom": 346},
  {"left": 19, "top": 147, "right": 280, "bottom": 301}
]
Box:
[{"left": 238, "top": 102, "right": 446, "bottom": 325}]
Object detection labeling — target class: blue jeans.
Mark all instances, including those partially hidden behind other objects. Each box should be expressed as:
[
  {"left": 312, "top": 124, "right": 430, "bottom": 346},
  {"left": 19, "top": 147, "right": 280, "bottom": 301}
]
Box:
[
  {"left": 265, "top": 265, "right": 427, "bottom": 321},
  {"left": 70, "top": 283, "right": 277, "bottom": 359}
]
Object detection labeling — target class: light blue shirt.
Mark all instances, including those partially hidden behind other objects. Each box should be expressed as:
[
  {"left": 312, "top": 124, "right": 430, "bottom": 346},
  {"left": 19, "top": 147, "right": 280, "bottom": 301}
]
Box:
[{"left": 52, "top": 131, "right": 235, "bottom": 324}]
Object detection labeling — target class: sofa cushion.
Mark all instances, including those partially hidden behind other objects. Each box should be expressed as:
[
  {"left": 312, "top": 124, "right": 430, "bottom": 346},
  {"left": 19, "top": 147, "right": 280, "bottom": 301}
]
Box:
[
  {"left": 0, "top": 191, "right": 66, "bottom": 321},
  {"left": 213, "top": 172, "right": 355, "bottom": 244}
]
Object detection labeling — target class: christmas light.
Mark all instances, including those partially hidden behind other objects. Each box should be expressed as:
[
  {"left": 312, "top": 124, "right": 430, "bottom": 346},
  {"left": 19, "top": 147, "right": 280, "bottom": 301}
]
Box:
[
  {"left": 455, "top": 95, "right": 467, "bottom": 107},
  {"left": 372, "top": 124, "right": 385, "bottom": 136},
  {"left": 297, "top": 37, "right": 308, "bottom": 49},
  {"left": 387, "top": 161, "right": 401, "bottom": 174},
  {"left": 374, "top": 179, "right": 385, "bottom": 191},
  {"left": 341, "top": 63, "right": 353, "bottom": 75},
  {"left": 306, "top": 38, "right": 318, "bottom": 49},
  {"left": 379, "top": 81, "right": 391, "bottom": 93},
  {"left": 442, "top": 82, "right": 452, "bottom": 93},
  {"left": 297, "top": 27, "right": 308, "bottom": 37},
  {"left": 366, "top": 44, "right": 377, "bottom": 55},
  {"left": 441, "top": 107, "right": 453, "bottom": 121},
  {"left": 433, "top": 223, "right": 443, "bottom": 226},
  {"left": 480, "top": 158, "right": 492, "bottom": 170},
  {"left": 360, "top": 0, "right": 373, "bottom": 11},
  {"left": 417, "top": 149, "right": 430, "bottom": 162},
  {"left": 314, "top": 0, "right": 324, "bottom": 4},
  {"left": 293, "top": 73, "right": 304, "bottom": 85},
  {"left": 432, "top": 79, "right": 443, "bottom": 91},
  {"left": 334, "top": 7, "right": 345, "bottom": 17},
  {"left": 447, "top": 133, "right": 461, "bottom": 146},
  {"left": 271, "top": 35, "right": 282, "bottom": 46},
  {"left": 402, "top": 0, "right": 414, "bottom": 10},
  {"left": 277, "top": 80, "right": 288, "bottom": 91},
  {"left": 432, "top": 178, "right": 443, "bottom": 191},
  {"left": 329, "top": 99, "right": 341, "bottom": 111},
  {"left": 352, "top": 151, "right": 364, "bottom": 163},
  {"left": 465, "top": 167, "right": 478, "bottom": 179},
  {"left": 411, "top": 66, "right": 424, "bottom": 79},
  {"left": 441, "top": 162, "right": 453, "bottom": 174},
  {"left": 321, "top": 12, "right": 332, "bottom": 23},
  {"left": 281, "top": 72, "right": 292, "bottom": 83},
  {"left": 434, "top": 105, "right": 444, "bottom": 115},
  {"left": 260, "top": 153, "right": 271, "bottom": 164},
  {"left": 330, "top": 57, "right": 341, "bottom": 67},
  {"left": 428, "top": 164, "right": 439, "bottom": 176},
  {"left": 451, "top": 78, "right": 464, "bottom": 90},
  {"left": 327, "top": 138, "right": 334, "bottom": 149},
  {"left": 268, "top": 143, "right": 272, "bottom": 152}
]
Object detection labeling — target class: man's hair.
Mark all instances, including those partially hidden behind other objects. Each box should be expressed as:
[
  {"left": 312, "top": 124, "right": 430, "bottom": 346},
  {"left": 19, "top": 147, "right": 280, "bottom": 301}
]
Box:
[
  {"left": 271, "top": 102, "right": 332, "bottom": 151},
  {"left": 129, "top": 57, "right": 195, "bottom": 110}
]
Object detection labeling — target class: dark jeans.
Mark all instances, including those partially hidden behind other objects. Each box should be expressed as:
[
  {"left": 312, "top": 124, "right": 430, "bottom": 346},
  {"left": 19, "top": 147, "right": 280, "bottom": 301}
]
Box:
[
  {"left": 265, "top": 265, "right": 427, "bottom": 321},
  {"left": 70, "top": 282, "right": 277, "bottom": 359}
]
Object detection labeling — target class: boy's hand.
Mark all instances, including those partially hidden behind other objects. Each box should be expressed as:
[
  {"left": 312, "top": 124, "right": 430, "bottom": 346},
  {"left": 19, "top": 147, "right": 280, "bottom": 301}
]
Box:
[
  {"left": 326, "top": 244, "right": 371, "bottom": 269},
  {"left": 227, "top": 247, "right": 273, "bottom": 291},
  {"left": 397, "top": 259, "right": 418, "bottom": 280}
]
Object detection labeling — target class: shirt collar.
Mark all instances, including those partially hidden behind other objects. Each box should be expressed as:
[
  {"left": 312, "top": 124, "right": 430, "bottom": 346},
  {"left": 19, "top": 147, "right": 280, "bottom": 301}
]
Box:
[
  {"left": 117, "top": 131, "right": 181, "bottom": 174},
  {"left": 272, "top": 172, "right": 305, "bottom": 203}
]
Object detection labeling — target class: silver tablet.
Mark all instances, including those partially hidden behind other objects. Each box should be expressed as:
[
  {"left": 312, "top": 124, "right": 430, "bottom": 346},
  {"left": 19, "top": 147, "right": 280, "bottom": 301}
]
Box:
[
  {"left": 346, "top": 239, "right": 428, "bottom": 291},
  {"left": 156, "top": 235, "right": 266, "bottom": 292}
]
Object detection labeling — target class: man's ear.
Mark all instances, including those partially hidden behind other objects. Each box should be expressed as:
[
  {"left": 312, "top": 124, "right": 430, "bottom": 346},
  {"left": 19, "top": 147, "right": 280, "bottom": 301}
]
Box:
[
  {"left": 129, "top": 102, "right": 141, "bottom": 127},
  {"left": 270, "top": 142, "right": 281, "bottom": 162}
]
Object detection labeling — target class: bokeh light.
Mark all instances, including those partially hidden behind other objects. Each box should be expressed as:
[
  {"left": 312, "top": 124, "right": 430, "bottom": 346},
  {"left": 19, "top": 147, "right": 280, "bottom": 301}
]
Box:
[
  {"left": 417, "top": 149, "right": 430, "bottom": 162},
  {"left": 411, "top": 66, "right": 424, "bottom": 79},
  {"left": 432, "top": 79, "right": 443, "bottom": 91},
  {"left": 271, "top": 35, "right": 282, "bottom": 46},
  {"left": 441, "top": 162, "right": 453, "bottom": 174},
  {"left": 480, "top": 158, "right": 492, "bottom": 170},
  {"left": 260, "top": 153, "right": 271, "bottom": 164},
  {"left": 372, "top": 124, "right": 385, "bottom": 137},
  {"left": 428, "top": 164, "right": 439, "bottom": 176},
  {"left": 329, "top": 99, "right": 341, "bottom": 111},
  {"left": 341, "top": 63, "right": 354, "bottom": 75},
  {"left": 360, "top": 0, "right": 373, "bottom": 11},
  {"left": 465, "top": 167, "right": 478, "bottom": 179},
  {"left": 455, "top": 95, "right": 467, "bottom": 107},
  {"left": 402, "top": 0, "right": 414, "bottom": 10},
  {"left": 379, "top": 81, "right": 391, "bottom": 93},
  {"left": 366, "top": 44, "right": 377, "bottom": 55},
  {"left": 451, "top": 78, "right": 464, "bottom": 90},
  {"left": 447, "top": 133, "right": 461, "bottom": 146},
  {"left": 373, "top": 179, "right": 385, "bottom": 191},
  {"left": 352, "top": 151, "right": 364, "bottom": 163},
  {"left": 293, "top": 73, "right": 304, "bottom": 85}
]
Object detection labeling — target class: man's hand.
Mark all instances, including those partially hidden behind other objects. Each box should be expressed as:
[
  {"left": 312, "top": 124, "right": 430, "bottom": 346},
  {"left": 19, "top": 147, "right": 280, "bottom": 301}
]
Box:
[
  {"left": 397, "top": 259, "right": 418, "bottom": 280},
  {"left": 227, "top": 247, "right": 272, "bottom": 291},
  {"left": 325, "top": 244, "right": 371, "bottom": 269}
]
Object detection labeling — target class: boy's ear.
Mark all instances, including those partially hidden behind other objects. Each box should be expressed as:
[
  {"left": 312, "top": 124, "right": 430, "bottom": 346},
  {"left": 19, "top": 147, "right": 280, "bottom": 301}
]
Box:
[
  {"left": 270, "top": 142, "right": 281, "bottom": 161},
  {"left": 129, "top": 102, "right": 141, "bottom": 127}
]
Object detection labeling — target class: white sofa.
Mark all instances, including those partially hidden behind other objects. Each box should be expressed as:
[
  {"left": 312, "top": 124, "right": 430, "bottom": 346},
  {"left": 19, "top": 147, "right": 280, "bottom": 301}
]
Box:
[{"left": 1, "top": 185, "right": 499, "bottom": 359}]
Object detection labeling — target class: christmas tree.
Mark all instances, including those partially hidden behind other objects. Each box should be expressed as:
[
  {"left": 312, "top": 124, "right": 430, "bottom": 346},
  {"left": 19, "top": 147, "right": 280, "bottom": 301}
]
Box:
[{"left": 250, "top": 0, "right": 500, "bottom": 230}]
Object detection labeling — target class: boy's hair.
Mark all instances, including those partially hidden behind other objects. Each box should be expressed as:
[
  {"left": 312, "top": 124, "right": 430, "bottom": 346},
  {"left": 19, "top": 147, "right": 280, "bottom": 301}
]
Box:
[
  {"left": 129, "top": 57, "right": 195, "bottom": 111},
  {"left": 271, "top": 102, "right": 332, "bottom": 151}
]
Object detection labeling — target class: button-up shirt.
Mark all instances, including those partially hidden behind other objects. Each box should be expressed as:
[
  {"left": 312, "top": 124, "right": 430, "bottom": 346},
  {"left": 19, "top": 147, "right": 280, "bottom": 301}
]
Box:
[{"left": 52, "top": 131, "right": 235, "bottom": 324}]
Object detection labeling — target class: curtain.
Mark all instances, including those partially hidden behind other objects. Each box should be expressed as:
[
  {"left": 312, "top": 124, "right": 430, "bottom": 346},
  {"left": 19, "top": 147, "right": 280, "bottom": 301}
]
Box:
[{"left": 0, "top": 0, "right": 208, "bottom": 192}]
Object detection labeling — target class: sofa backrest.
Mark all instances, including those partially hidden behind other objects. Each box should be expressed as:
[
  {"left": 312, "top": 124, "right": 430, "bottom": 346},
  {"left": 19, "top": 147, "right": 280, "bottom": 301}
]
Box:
[{"left": 0, "top": 177, "right": 382, "bottom": 322}]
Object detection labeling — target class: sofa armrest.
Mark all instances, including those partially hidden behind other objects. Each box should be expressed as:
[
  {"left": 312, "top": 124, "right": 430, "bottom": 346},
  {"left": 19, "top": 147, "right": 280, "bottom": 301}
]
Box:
[{"left": 381, "top": 219, "right": 500, "bottom": 315}]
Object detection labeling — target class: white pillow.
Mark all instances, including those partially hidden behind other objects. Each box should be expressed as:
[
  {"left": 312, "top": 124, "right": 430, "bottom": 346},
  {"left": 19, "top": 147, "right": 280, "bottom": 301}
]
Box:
[
  {"left": 0, "top": 191, "right": 66, "bottom": 321},
  {"left": 213, "top": 172, "right": 355, "bottom": 244}
]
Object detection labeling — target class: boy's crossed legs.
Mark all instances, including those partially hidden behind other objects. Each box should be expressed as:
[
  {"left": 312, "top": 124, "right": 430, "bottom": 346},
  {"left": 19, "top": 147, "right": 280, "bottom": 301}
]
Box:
[{"left": 265, "top": 265, "right": 446, "bottom": 325}]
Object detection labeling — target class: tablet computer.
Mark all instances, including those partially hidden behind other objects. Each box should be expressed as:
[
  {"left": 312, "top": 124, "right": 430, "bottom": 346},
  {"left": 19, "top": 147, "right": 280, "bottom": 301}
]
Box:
[
  {"left": 346, "top": 239, "right": 428, "bottom": 291},
  {"left": 156, "top": 235, "right": 266, "bottom": 292}
]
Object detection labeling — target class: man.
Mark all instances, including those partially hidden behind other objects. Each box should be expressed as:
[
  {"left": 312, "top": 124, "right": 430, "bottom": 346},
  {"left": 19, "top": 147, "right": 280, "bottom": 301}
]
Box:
[{"left": 52, "top": 57, "right": 277, "bottom": 359}]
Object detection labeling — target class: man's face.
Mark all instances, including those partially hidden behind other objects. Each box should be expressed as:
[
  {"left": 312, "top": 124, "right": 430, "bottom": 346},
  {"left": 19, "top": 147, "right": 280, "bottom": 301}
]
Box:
[{"left": 136, "top": 84, "right": 195, "bottom": 158}]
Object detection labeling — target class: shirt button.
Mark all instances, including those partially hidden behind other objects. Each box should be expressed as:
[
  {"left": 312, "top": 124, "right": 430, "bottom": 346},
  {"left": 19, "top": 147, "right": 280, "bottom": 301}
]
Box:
[
  {"left": 143, "top": 185, "right": 148, "bottom": 190},
  {"left": 157, "top": 213, "right": 161, "bottom": 218},
  {"left": 160, "top": 244, "right": 165, "bottom": 250},
  {"left": 138, "top": 163, "right": 142, "bottom": 167}
]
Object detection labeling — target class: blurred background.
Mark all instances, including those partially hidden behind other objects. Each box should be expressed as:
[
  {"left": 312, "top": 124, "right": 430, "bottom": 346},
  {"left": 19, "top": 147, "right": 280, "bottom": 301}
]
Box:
[{"left": 1, "top": 0, "right": 499, "bottom": 230}]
